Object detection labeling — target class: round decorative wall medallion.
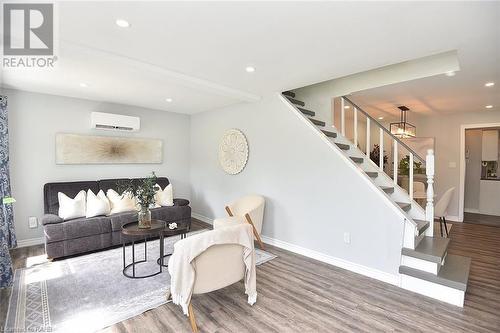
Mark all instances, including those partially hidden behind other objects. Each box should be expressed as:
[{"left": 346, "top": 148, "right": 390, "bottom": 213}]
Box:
[{"left": 219, "top": 129, "right": 249, "bottom": 175}]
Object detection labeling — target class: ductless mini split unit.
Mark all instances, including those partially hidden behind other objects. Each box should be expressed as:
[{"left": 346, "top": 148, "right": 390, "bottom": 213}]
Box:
[{"left": 90, "top": 112, "right": 140, "bottom": 132}]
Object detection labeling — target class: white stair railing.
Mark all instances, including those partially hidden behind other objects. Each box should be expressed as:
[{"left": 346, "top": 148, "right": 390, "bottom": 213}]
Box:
[{"left": 339, "top": 96, "right": 434, "bottom": 225}]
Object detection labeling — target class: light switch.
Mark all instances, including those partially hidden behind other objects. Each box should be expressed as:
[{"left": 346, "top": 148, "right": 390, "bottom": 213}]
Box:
[
  {"left": 28, "top": 216, "right": 38, "bottom": 228},
  {"left": 448, "top": 162, "right": 457, "bottom": 168}
]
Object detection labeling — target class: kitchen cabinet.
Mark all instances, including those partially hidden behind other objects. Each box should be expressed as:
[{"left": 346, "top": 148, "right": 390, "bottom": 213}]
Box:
[
  {"left": 482, "top": 130, "right": 499, "bottom": 161},
  {"left": 479, "top": 180, "right": 500, "bottom": 215}
]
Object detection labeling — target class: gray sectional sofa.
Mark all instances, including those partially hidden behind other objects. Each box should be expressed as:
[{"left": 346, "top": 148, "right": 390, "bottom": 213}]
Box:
[{"left": 42, "top": 177, "right": 191, "bottom": 259}]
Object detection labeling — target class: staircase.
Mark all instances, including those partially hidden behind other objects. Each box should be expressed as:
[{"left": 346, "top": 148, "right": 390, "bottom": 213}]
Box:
[{"left": 281, "top": 90, "right": 471, "bottom": 307}]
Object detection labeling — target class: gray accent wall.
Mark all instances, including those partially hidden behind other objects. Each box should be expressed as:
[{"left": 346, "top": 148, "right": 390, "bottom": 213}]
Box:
[
  {"left": 5, "top": 89, "right": 191, "bottom": 242},
  {"left": 190, "top": 94, "right": 405, "bottom": 276}
]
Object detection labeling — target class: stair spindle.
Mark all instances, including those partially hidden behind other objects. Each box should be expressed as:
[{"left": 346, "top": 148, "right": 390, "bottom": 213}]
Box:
[
  {"left": 379, "top": 128, "right": 384, "bottom": 170},
  {"left": 409, "top": 153, "right": 414, "bottom": 201},
  {"left": 354, "top": 107, "right": 358, "bottom": 146},
  {"left": 393, "top": 140, "right": 398, "bottom": 184},
  {"left": 341, "top": 98, "right": 346, "bottom": 136},
  {"left": 366, "top": 118, "right": 370, "bottom": 156},
  {"left": 425, "top": 149, "right": 435, "bottom": 237}
]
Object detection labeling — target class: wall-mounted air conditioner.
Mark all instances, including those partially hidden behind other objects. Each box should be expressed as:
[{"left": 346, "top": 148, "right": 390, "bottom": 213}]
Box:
[{"left": 91, "top": 112, "right": 140, "bottom": 132}]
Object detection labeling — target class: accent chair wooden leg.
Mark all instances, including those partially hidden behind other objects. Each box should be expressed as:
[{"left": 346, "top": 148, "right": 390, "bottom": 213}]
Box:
[
  {"left": 244, "top": 213, "right": 265, "bottom": 250},
  {"left": 225, "top": 206, "right": 233, "bottom": 217},
  {"left": 443, "top": 217, "right": 449, "bottom": 238},
  {"left": 439, "top": 217, "right": 444, "bottom": 238},
  {"left": 188, "top": 302, "right": 199, "bottom": 333}
]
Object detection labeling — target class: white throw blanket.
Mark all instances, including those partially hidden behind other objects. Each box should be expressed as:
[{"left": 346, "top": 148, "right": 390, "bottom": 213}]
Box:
[{"left": 168, "top": 224, "right": 257, "bottom": 315}]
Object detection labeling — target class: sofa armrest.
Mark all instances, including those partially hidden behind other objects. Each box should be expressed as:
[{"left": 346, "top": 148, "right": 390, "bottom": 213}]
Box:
[
  {"left": 173, "top": 198, "right": 190, "bottom": 206},
  {"left": 41, "top": 214, "right": 64, "bottom": 225}
]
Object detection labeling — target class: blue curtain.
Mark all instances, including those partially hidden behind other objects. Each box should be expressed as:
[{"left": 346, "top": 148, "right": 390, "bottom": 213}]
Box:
[{"left": 0, "top": 95, "right": 16, "bottom": 288}]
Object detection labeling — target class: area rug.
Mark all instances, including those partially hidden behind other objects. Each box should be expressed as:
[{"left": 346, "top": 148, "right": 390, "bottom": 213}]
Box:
[{"left": 5, "top": 230, "right": 276, "bottom": 333}]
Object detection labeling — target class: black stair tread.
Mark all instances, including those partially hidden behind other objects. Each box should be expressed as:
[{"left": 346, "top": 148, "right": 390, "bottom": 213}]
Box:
[
  {"left": 414, "top": 219, "right": 430, "bottom": 235},
  {"left": 380, "top": 186, "right": 394, "bottom": 193},
  {"left": 287, "top": 97, "right": 305, "bottom": 107},
  {"left": 397, "top": 202, "right": 411, "bottom": 211},
  {"left": 402, "top": 236, "right": 450, "bottom": 263},
  {"left": 350, "top": 157, "right": 364, "bottom": 163},
  {"left": 322, "top": 130, "right": 337, "bottom": 138},
  {"left": 335, "top": 143, "right": 350, "bottom": 150},
  {"left": 366, "top": 171, "right": 378, "bottom": 178},
  {"left": 283, "top": 91, "right": 295, "bottom": 98},
  {"left": 297, "top": 107, "right": 315, "bottom": 117},
  {"left": 399, "top": 254, "right": 471, "bottom": 291},
  {"left": 309, "top": 118, "right": 325, "bottom": 126}
]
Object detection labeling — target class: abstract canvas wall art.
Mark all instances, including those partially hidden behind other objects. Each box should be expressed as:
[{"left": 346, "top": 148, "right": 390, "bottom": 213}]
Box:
[{"left": 56, "top": 133, "right": 162, "bottom": 164}]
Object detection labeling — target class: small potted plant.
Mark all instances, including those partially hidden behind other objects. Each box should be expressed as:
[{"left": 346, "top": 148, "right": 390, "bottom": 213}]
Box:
[{"left": 118, "top": 172, "right": 159, "bottom": 229}]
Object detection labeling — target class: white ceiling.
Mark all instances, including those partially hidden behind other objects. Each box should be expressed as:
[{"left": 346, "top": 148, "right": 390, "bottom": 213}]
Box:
[{"left": 1, "top": 1, "right": 499, "bottom": 114}]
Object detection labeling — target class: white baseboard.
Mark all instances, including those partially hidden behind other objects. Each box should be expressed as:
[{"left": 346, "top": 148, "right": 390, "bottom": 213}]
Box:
[
  {"left": 464, "top": 208, "right": 480, "bottom": 214},
  {"left": 191, "top": 212, "right": 398, "bottom": 286},
  {"left": 191, "top": 213, "right": 213, "bottom": 225},
  {"left": 446, "top": 215, "right": 462, "bottom": 222},
  {"left": 16, "top": 237, "right": 44, "bottom": 248},
  {"left": 260, "top": 235, "right": 400, "bottom": 286}
]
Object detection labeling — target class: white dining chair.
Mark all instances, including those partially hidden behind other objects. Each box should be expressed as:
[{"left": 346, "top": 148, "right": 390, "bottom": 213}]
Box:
[{"left": 435, "top": 187, "right": 455, "bottom": 237}]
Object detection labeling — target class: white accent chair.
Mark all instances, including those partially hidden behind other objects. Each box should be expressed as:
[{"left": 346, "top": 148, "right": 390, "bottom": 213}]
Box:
[
  {"left": 435, "top": 187, "right": 455, "bottom": 238},
  {"left": 213, "top": 195, "right": 266, "bottom": 250},
  {"left": 187, "top": 243, "right": 246, "bottom": 332}
]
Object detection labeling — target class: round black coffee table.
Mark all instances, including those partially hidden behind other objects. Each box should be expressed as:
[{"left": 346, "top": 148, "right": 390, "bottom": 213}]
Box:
[
  {"left": 121, "top": 220, "right": 166, "bottom": 279},
  {"left": 156, "top": 224, "right": 190, "bottom": 267}
]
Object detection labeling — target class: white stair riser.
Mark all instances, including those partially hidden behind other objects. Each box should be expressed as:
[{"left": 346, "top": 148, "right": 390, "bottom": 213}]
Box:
[
  {"left": 401, "top": 255, "right": 444, "bottom": 275},
  {"left": 400, "top": 274, "right": 465, "bottom": 307}
]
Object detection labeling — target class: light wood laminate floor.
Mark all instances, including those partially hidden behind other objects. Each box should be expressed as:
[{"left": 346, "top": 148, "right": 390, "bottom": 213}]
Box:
[{"left": 1, "top": 219, "right": 499, "bottom": 332}]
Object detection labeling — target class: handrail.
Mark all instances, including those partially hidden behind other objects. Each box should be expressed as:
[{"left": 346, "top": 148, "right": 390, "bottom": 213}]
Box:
[{"left": 341, "top": 96, "right": 425, "bottom": 163}]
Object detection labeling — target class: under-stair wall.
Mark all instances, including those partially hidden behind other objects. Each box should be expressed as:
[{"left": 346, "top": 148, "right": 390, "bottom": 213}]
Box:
[{"left": 190, "top": 95, "right": 407, "bottom": 284}]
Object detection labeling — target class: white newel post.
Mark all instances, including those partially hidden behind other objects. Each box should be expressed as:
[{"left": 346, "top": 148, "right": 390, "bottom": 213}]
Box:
[
  {"left": 341, "top": 98, "right": 346, "bottom": 136},
  {"left": 366, "top": 118, "right": 371, "bottom": 156},
  {"left": 353, "top": 107, "right": 358, "bottom": 146},
  {"left": 393, "top": 140, "right": 398, "bottom": 184},
  {"left": 426, "top": 149, "right": 435, "bottom": 236}
]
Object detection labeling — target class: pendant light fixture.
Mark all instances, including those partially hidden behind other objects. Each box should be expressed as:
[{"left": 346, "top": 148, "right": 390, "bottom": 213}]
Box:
[{"left": 390, "top": 105, "right": 416, "bottom": 138}]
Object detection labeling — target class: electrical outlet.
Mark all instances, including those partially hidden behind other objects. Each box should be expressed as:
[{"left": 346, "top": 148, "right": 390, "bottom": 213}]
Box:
[
  {"left": 28, "top": 216, "right": 38, "bottom": 228},
  {"left": 343, "top": 232, "right": 351, "bottom": 244}
]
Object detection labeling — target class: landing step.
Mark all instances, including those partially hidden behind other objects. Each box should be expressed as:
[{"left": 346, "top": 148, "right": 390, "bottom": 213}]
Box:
[
  {"left": 402, "top": 236, "right": 450, "bottom": 263},
  {"left": 414, "top": 219, "right": 430, "bottom": 235},
  {"left": 366, "top": 171, "right": 378, "bottom": 178},
  {"left": 350, "top": 156, "right": 364, "bottom": 164},
  {"left": 283, "top": 91, "right": 295, "bottom": 98},
  {"left": 298, "top": 107, "right": 315, "bottom": 117},
  {"left": 380, "top": 186, "right": 394, "bottom": 194},
  {"left": 399, "top": 254, "right": 471, "bottom": 291},
  {"left": 335, "top": 143, "right": 350, "bottom": 150},
  {"left": 322, "top": 130, "right": 337, "bottom": 138},
  {"left": 309, "top": 118, "right": 325, "bottom": 126},
  {"left": 397, "top": 202, "right": 411, "bottom": 211},
  {"left": 287, "top": 97, "right": 305, "bottom": 107}
]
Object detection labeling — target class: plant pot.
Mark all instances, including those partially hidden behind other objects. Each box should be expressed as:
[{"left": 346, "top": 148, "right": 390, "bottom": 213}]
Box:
[{"left": 138, "top": 207, "right": 152, "bottom": 229}]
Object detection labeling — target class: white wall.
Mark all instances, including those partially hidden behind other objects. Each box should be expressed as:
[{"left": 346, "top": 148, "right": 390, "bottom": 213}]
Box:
[
  {"left": 5, "top": 89, "right": 191, "bottom": 242},
  {"left": 190, "top": 94, "right": 405, "bottom": 277},
  {"left": 412, "top": 110, "right": 500, "bottom": 220}
]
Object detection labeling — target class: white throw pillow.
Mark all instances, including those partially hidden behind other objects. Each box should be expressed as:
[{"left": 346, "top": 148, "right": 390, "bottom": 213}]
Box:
[
  {"left": 58, "top": 190, "right": 86, "bottom": 220},
  {"left": 155, "top": 183, "right": 174, "bottom": 207},
  {"left": 107, "top": 189, "right": 137, "bottom": 215},
  {"left": 86, "top": 189, "right": 111, "bottom": 218}
]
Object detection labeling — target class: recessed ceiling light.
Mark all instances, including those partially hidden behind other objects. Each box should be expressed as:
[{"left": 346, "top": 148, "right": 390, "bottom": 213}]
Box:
[
  {"left": 165, "top": 98, "right": 173, "bottom": 103},
  {"left": 115, "top": 19, "right": 130, "bottom": 28},
  {"left": 485, "top": 82, "right": 495, "bottom": 87},
  {"left": 485, "top": 105, "right": 493, "bottom": 109},
  {"left": 445, "top": 71, "right": 456, "bottom": 77},
  {"left": 79, "top": 82, "right": 88, "bottom": 88},
  {"left": 378, "top": 116, "right": 384, "bottom": 120},
  {"left": 245, "top": 66, "right": 256, "bottom": 73},
  {"left": 344, "top": 105, "right": 350, "bottom": 109}
]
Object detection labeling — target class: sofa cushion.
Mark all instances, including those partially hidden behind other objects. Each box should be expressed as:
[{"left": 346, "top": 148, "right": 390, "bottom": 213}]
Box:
[
  {"left": 41, "top": 214, "right": 64, "bottom": 225},
  {"left": 151, "top": 205, "right": 191, "bottom": 222},
  {"left": 44, "top": 181, "right": 99, "bottom": 215},
  {"left": 44, "top": 216, "right": 111, "bottom": 243},
  {"left": 109, "top": 211, "right": 138, "bottom": 232}
]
